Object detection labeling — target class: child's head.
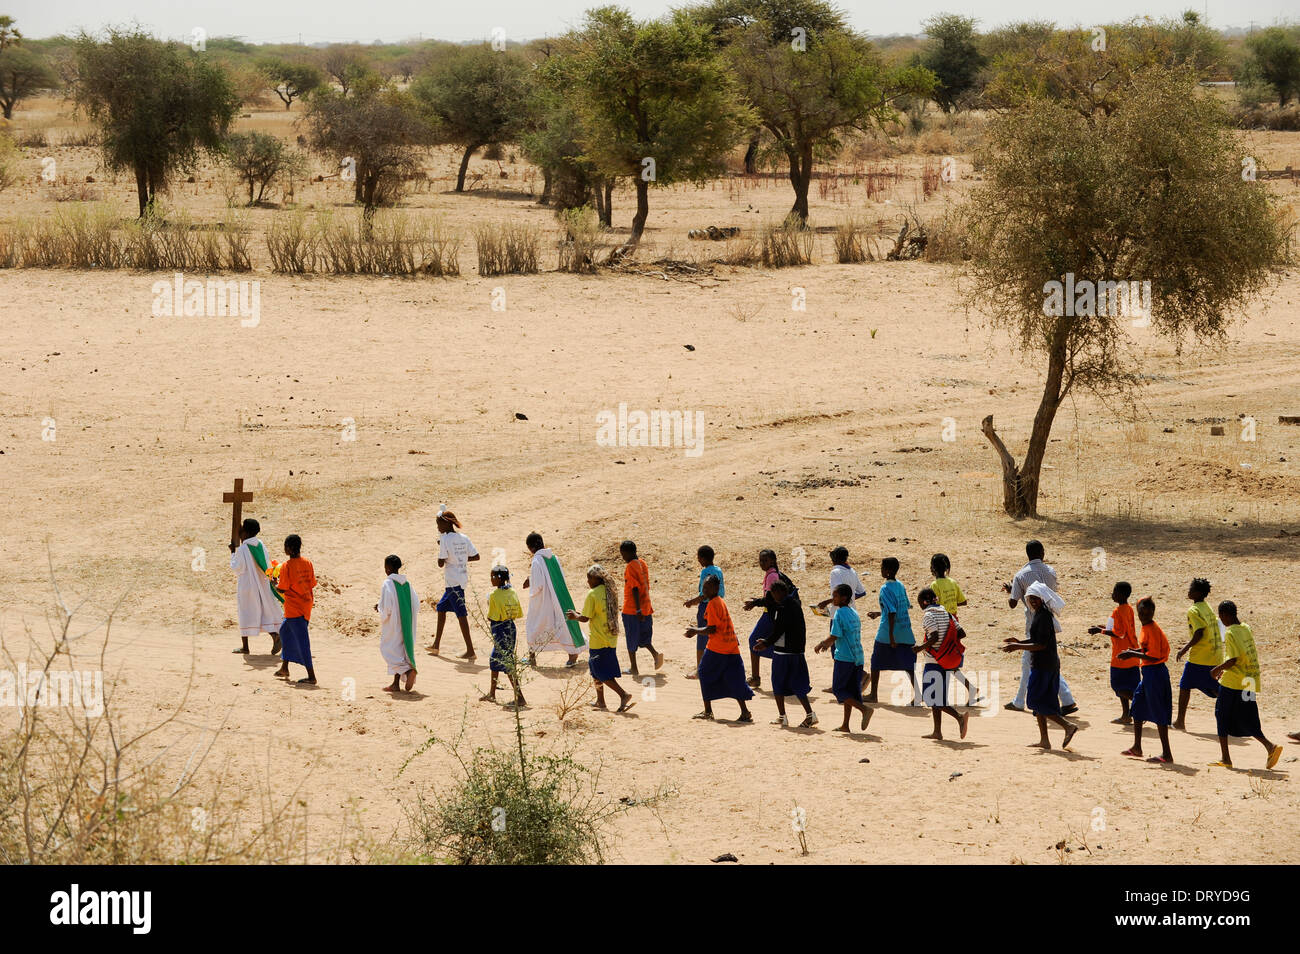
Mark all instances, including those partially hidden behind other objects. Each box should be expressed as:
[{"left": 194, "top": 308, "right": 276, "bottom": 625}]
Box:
[
  {"left": 1189, "top": 577, "right": 1211, "bottom": 601},
  {"left": 1136, "top": 596, "right": 1156, "bottom": 624},
  {"left": 619, "top": 540, "right": 637, "bottom": 562},
  {"left": 758, "top": 548, "right": 777, "bottom": 571},
  {"left": 491, "top": 564, "right": 510, "bottom": 587},
  {"left": 1026, "top": 594, "right": 1043, "bottom": 612},
  {"left": 525, "top": 532, "right": 544, "bottom": 554},
  {"left": 436, "top": 509, "right": 462, "bottom": 534},
  {"left": 587, "top": 564, "right": 606, "bottom": 589},
  {"left": 240, "top": 518, "right": 260, "bottom": 540},
  {"left": 930, "top": 553, "right": 951, "bottom": 578},
  {"left": 770, "top": 579, "right": 790, "bottom": 602},
  {"left": 1112, "top": 580, "right": 1132, "bottom": 603},
  {"left": 880, "top": 556, "right": 899, "bottom": 580},
  {"left": 917, "top": 586, "right": 937, "bottom": 608},
  {"left": 1217, "top": 599, "right": 1239, "bottom": 625},
  {"left": 697, "top": 545, "right": 715, "bottom": 567},
  {"left": 701, "top": 573, "right": 721, "bottom": 598},
  {"left": 385, "top": 554, "right": 402, "bottom": 575},
  {"left": 831, "top": 583, "right": 853, "bottom": 607},
  {"left": 284, "top": 534, "right": 302, "bottom": 558},
  {"left": 1026, "top": 539, "right": 1045, "bottom": 561},
  {"left": 829, "top": 546, "right": 849, "bottom": 567}
]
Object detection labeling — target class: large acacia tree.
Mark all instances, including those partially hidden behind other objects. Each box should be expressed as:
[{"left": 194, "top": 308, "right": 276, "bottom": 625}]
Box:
[
  {"left": 966, "top": 68, "right": 1288, "bottom": 518},
  {"left": 563, "top": 5, "right": 754, "bottom": 254},
  {"left": 72, "top": 29, "right": 238, "bottom": 216}
]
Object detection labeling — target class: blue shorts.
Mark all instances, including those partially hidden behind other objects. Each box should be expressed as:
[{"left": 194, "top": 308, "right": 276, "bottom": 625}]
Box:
[
  {"left": 1026, "top": 667, "right": 1061, "bottom": 716},
  {"left": 589, "top": 646, "right": 621, "bottom": 683},
  {"left": 1131, "top": 663, "right": 1172, "bottom": 726},
  {"left": 1110, "top": 665, "right": 1141, "bottom": 696},
  {"left": 489, "top": 620, "right": 517, "bottom": 673},
  {"left": 831, "top": 659, "right": 864, "bottom": 703},
  {"left": 1215, "top": 686, "right": 1262, "bottom": 738},
  {"left": 870, "top": 641, "right": 916, "bottom": 672},
  {"left": 770, "top": 653, "right": 811, "bottom": 698},
  {"left": 749, "top": 613, "right": 774, "bottom": 658},
  {"left": 920, "top": 662, "right": 952, "bottom": 707},
  {"left": 1179, "top": 661, "right": 1220, "bottom": 698},
  {"left": 436, "top": 586, "right": 467, "bottom": 618},
  {"left": 623, "top": 613, "right": 654, "bottom": 654}
]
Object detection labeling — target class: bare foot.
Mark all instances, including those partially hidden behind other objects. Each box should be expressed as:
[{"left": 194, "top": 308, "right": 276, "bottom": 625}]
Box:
[
  {"left": 403, "top": 671, "right": 417, "bottom": 692},
  {"left": 834, "top": 725, "right": 851, "bottom": 733},
  {"left": 478, "top": 693, "right": 495, "bottom": 702},
  {"left": 232, "top": 646, "right": 250, "bottom": 654},
  {"left": 959, "top": 713, "right": 970, "bottom": 739},
  {"left": 1028, "top": 740, "right": 1051, "bottom": 749},
  {"left": 296, "top": 677, "right": 316, "bottom": 685},
  {"left": 922, "top": 731, "right": 942, "bottom": 740},
  {"left": 458, "top": 652, "right": 475, "bottom": 660},
  {"left": 653, "top": 651, "right": 664, "bottom": 670},
  {"left": 274, "top": 668, "right": 290, "bottom": 679},
  {"left": 686, "top": 672, "right": 699, "bottom": 680},
  {"left": 589, "top": 701, "right": 607, "bottom": 710},
  {"left": 382, "top": 684, "right": 398, "bottom": 693},
  {"left": 1172, "top": 721, "right": 1185, "bottom": 732},
  {"left": 746, "top": 676, "right": 761, "bottom": 688},
  {"left": 429, "top": 646, "right": 440, "bottom": 656},
  {"left": 861, "top": 707, "right": 872, "bottom": 731}
]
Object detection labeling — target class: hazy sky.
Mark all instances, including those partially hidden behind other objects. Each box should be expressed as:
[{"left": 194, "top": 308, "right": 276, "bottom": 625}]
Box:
[{"left": 7, "top": 0, "right": 1296, "bottom": 44}]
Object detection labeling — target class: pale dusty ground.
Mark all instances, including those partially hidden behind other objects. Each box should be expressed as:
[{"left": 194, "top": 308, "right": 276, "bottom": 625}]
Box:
[{"left": 2, "top": 99, "right": 1300, "bottom": 865}]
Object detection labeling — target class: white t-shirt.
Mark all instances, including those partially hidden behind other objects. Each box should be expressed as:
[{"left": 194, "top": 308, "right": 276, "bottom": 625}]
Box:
[
  {"left": 438, "top": 531, "right": 478, "bottom": 588},
  {"left": 829, "top": 564, "right": 867, "bottom": 603}
]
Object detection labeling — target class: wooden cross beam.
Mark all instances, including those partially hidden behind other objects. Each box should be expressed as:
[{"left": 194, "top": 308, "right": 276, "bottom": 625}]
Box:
[{"left": 223, "top": 478, "right": 254, "bottom": 547}]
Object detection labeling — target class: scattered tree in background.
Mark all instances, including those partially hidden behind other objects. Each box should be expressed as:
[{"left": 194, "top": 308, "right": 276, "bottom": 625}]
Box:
[
  {"left": 260, "top": 57, "right": 323, "bottom": 110},
  {"left": 919, "top": 13, "right": 985, "bottom": 112},
  {"left": 1243, "top": 27, "right": 1300, "bottom": 106},
  {"left": 224, "top": 130, "right": 307, "bottom": 204}
]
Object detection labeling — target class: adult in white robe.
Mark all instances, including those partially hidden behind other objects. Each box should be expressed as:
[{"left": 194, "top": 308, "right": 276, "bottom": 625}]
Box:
[
  {"left": 230, "top": 537, "right": 282, "bottom": 638},
  {"left": 379, "top": 572, "right": 419, "bottom": 675},
  {"left": 526, "top": 547, "right": 581, "bottom": 656}
]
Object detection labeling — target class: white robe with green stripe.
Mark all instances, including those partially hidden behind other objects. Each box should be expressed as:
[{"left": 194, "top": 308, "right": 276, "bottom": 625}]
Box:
[
  {"left": 230, "top": 538, "right": 283, "bottom": 637},
  {"left": 379, "top": 573, "right": 418, "bottom": 675},
  {"left": 526, "top": 548, "right": 582, "bottom": 655}
]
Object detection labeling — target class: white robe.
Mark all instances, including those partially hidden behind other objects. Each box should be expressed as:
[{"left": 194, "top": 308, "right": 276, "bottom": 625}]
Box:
[
  {"left": 379, "top": 573, "right": 418, "bottom": 675},
  {"left": 526, "top": 548, "right": 582, "bottom": 655},
  {"left": 231, "top": 538, "right": 283, "bottom": 637}
]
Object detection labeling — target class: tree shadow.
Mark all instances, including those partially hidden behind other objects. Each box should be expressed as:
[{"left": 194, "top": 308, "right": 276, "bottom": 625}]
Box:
[{"left": 1040, "top": 512, "right": 1298, "bottom": 560}]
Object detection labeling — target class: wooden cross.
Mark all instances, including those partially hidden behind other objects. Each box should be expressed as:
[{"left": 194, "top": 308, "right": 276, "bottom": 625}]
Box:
[{"left": 223, "top": 478, "right": 254, "bottom": 547}]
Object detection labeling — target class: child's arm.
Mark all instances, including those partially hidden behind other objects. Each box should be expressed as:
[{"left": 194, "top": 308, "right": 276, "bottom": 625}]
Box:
[
  {"left": 685, "top": 594, "right": 701, "bottom": 607},
  {"left": 566, "top": 610, "right": 590, "bottom": 623},
  {"left": 813, "top": 635, "right": 836, "bottom": 653},
  {"left": 1211, "top": 655, "right": 1239, "bottom": 681},
  {"left": 1177, "top": 628, "right": 1204, "bottom": 661},
  {"left": 1117, "top": 649, "right": 1157, "bottom": 662},
  {"left": 685, "top": 624, "right": 715, "bottom": 637},
  {"left": 1002, "top": 638, "right": 1041, "bottom": 652}
]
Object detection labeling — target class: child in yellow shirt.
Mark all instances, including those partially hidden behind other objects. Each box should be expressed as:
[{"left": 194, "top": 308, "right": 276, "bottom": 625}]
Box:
[
  {"left": 568, "top": 565, "right": 634, "bottom": 713},
  {"left": 481, "top": 565, "right": 525, "bottom": 708},
  {"left": 1210, "top": 601, "right": 1282, "bottom": 770}
]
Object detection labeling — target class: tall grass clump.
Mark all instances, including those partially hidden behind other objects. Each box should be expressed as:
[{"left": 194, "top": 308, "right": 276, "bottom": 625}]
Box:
[
  {"left": 556, "top": 207, "right": 600, "bottom": 274},
  {"left": 761, "top": 216, "right": 814, "bottom": 268},
  {"left": 475, "top": 221, "right": 540, "bottom": 276},
  {"left": 267, "top": 208, "right": 318, "bottom": 274},
  {"left": 833, "top": 215, "right": 869, "bottom": 264}
]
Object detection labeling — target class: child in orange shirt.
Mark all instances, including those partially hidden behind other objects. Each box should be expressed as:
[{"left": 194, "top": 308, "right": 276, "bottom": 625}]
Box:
[
  {"left": 684, "top": 574, "right": 753, "bottom": 722},
  {"left": 1089, "top": 581, "right": 1140, "bottom": 724},
  {"left": 1119, "top": 597, "right": 1172, "bottom": 763},
  {"left": 621, "top": 540, "right": 662, "bottom": 675},
  {"left": 274, "top": 534, "right": 317, "bottom": 684}
]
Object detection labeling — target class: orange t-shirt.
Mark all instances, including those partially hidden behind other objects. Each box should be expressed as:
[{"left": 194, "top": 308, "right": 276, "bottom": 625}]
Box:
[
  {"left": 622, "top": 558, "right": 653, "bottom": 616},
  {"left": 1138, "top": 621, "right": 1168, "bottom": 666},
  {"left": 279, "top": 556, "right": 316, "bottom": 621},
  {"left": 1109, "top": 604, "right": 1140, "bottom": 668},
  {"left": 704, "top": 597, "right": 738, "bottom": 654}
]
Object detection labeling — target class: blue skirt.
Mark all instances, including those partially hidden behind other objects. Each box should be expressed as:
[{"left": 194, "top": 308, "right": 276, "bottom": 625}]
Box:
[
  {"left": 696, "top": 601, "right": 709, "bottom": 651},
  {"left": 1026, "top": 667, "right": 1061, "bottom": 716},
  {"left": 436, "top": 586, "right": 468, "bottom": 617},
  {"left": 280, "top": 616, "right": 312, "bottom": 667},
  {"left": 770, "top": 653, "right": 811, "bottom": 698},
  {"left": 920, "top": 662, "right": 951, "bottom": 708},
  {"left": 1131, "top": 663, "right": 1172, "bottom": 725},
  {"left": 1215, "top": 687, "right": 1262, "bottom": 738},
  {"left": 623, "top": 614, "right": 654, "bottom": 653},
  {"left": 871, "top": 641, "right": 916, "bottom": 672},
  {"left": 589, "top": 646, "right": 621, "bottom": 682},
  {"left": 749, "top": 613, "right": 774, "bottom": 658},
  {"left": 831, "top": 659, "right": 864, "bottom": 703},
  {"left": 1179, "top": 661, "right": 1220, "bottom": 698},
  {"left": 698, "top": 650, "right": 754, "bottom": 702},
  {"left": 1110, "top": 665, "right": 1141, "bottom": 695},
  {"left": 489, "top": 620, "right": 517, "bottom": 673}
]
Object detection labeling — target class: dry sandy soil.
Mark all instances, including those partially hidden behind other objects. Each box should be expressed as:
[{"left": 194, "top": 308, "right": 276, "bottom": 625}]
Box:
[{"left": 2, "top": 98, "right": 1300, "bottom": 864}]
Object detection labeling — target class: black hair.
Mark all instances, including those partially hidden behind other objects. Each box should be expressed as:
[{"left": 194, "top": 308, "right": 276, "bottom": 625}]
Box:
[
  {"left": 770, "top": 579, "right": 790, "bottom": 595},
  {"left": 701, "top": 573, "right": 720, "bottom": 592},
  {"left": 918, "top": 587, "right": 937, "bottom": 605},
  {"left": 620, "top": 540, "right": 637, "bottom": 555},
  {"left": 385, "top": 554, "right": 402, "bottom": 573},
  {"left": 242, "top": 517, "right": 260, "bottom": 537},
  {"left": 1191, "top": 577, "right": 1211, "bottom": 597},
  {"left": 1137, "top": 596, "right": 1156, "bottom": 615},
  {"left": 1026, "top": 539, "right": 1044, "bottom": 560},
  {"left": 525, "top": 532, "right": 544, "bottom": 552},
  {"left": 758, "top": 548, "right": 777, "bottom": 564},
  {"left": 930, "top": 553, "right": 950, "bottom": 576},
  {"left": 491, "top": 565, "right": 510, "bottom": 582},
  {"left": 832, "top": 583, "right": 853, "bottom": 600},
  {"left": 829, "top": 546, "right": 849, "bottom": 564},
  {"left": 1115, "top": 581, "right": 1132, "bottom": 600},
  {"left": 284, "top": 534, "right": 302, "bottom": 557},
  {"left": 697, "top": 545, "right": 715, "bottom": 561},
  {"left": 1217, "top": 599, "right": 1237, "bottom": 618},
  {"left": 881, "top": 556, "right": 900, "bottom": 576}
]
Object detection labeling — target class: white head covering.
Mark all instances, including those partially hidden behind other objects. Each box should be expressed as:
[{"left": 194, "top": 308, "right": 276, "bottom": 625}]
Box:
[{"left": 1026, "top": 580, "right": 1064, "bottom": 615}]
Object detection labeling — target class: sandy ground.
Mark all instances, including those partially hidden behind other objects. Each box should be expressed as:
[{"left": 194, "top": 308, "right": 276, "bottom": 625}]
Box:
[{"left": 2, "top": 99, "right": 1300, "bottom": 864}]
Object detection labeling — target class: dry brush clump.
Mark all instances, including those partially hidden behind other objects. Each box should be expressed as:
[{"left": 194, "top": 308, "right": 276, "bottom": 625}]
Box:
[
  {"left": 475, "top": 220, "right": 541, "bottom": 276},
  {"left": 267, "top": 209, "right": 461, "bottom": 276},
  {"left": 555, "top": 207, "right": 601, "bottom": 274},
  {"left": 760, "top": 216, "right": 814, "bottom": 268},
  {"left": 832, "top": 215, "right": 871, "bottom": 264}
]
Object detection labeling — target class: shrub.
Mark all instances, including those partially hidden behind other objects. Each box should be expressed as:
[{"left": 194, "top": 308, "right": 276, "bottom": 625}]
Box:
[
  {"left": 475, "top": 221, "right": 540, "bottom": 276},
  {"left": 760, "top": 216, "right": 814, "bottom": 268},
  {"left": 556, "top": 206, "right": 600, "bottom": 273},
  {"left": 267, "top": 208, "right": 317, "bottom": 273},
  {"left": 0, "top": 131, "right": 19, "bottom": 191},
  {"left": 833, "top": 216, "right": 869, "bottom": 263}
]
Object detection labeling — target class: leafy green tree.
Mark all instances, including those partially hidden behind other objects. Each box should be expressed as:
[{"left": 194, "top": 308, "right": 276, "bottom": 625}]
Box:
[
  {"left": 564, "top": 6, "right": 753, "bottom": 252},
  {"left": 260, "top": 58, "right": 323, "bottom": 110},
  {"left": 72, "top": 29, "right": 239, "bottom": 216},
  {"left": 320, "top": 44, "right": 371, "bottom": 96},
  {"left": 964, "top": 69, "right": 1288, "bottom": 517},
  {"left": 225, "top": 131, "right": 306, "bottom": 204},
  {"left": 919, "top": 13, "right": 985, "bottom": 112},
  {"left": 1244, "top": 27, "right": 1300, "bottom": 106},
  {"left": 410, "top": 45, "right": 532, "bottom": 192},
  {"left": 0, "top": 42, "right": 57, "bottom": 119}
]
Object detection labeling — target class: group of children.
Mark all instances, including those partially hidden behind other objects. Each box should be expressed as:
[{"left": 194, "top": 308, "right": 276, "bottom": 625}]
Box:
[{"left": 229, "top": 517, "right": 1292, "bottom": 768}]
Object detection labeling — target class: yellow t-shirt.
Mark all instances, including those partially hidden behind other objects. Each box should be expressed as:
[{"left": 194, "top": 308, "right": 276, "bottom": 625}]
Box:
[
  {"left": 929, "top": 578, "right": 966, "bottom": 617},
  {"left": 1221, "top": 623, "right": 1261, "bottom": 694},
  {"left": 1186, "top": 601, "right": 1222, "bottom": 667},
  {"left": 488, "top": 587, "right": 522, "bottom": 622},
  {"left": 583, "top": 585, "right": 616, "bottom": 649}
]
